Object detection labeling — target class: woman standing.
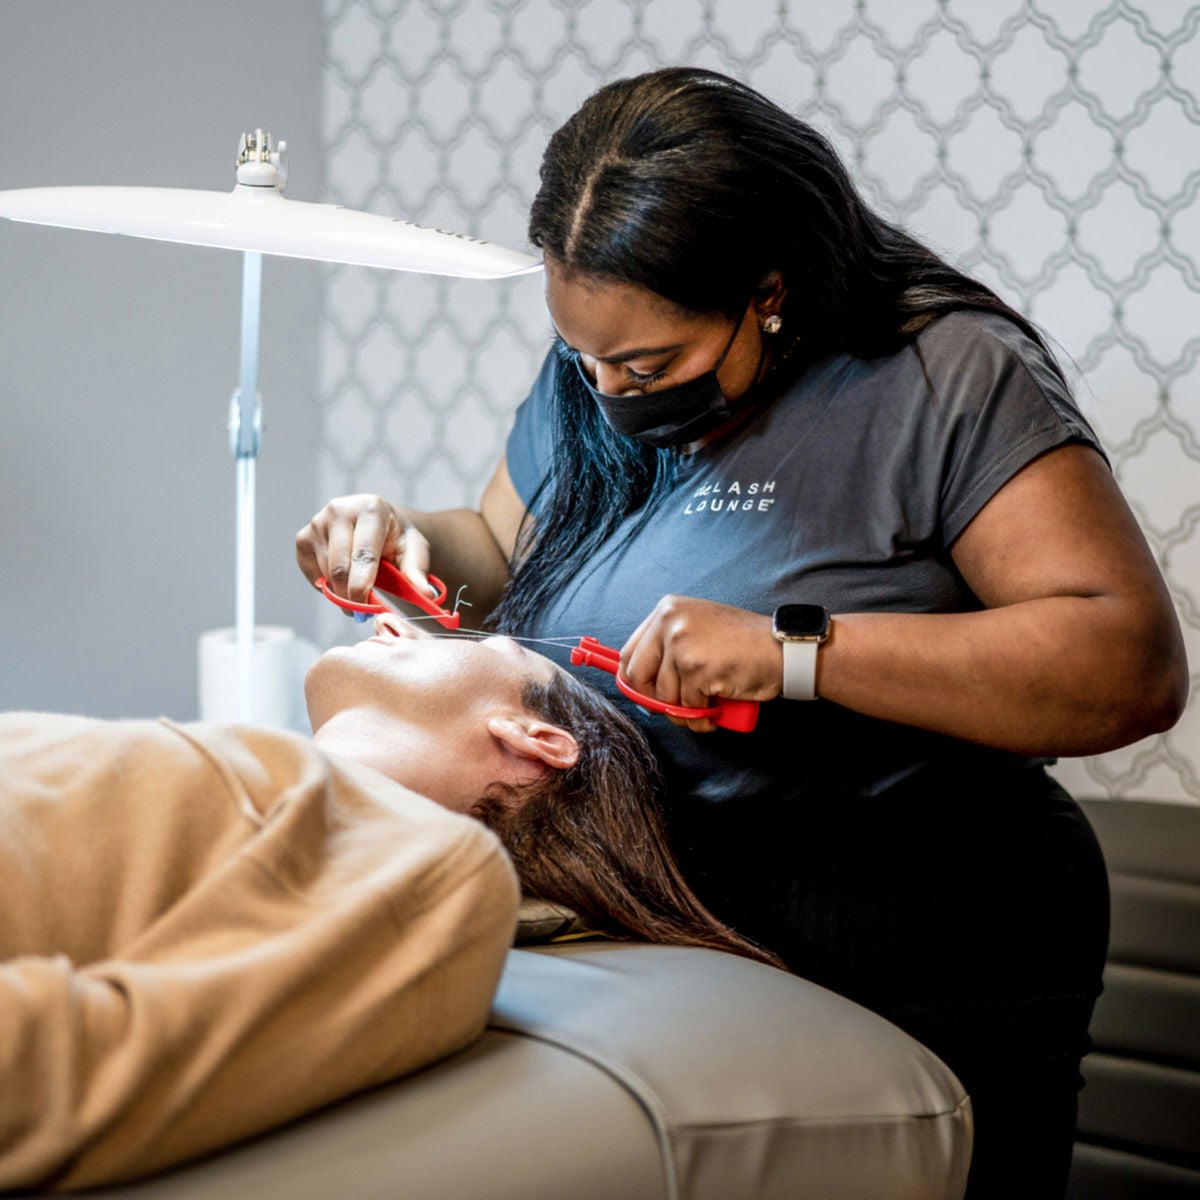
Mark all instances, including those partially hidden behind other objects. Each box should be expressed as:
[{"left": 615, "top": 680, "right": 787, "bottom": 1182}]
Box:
[{"left": 298, "top": 68, "right": 1187, "bottom": 1198}]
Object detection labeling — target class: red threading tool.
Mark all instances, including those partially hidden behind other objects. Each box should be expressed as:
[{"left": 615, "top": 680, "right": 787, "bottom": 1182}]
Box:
[
  {"left": 571, "top": 636, "right": 759, "bottom": 733},
  {"left": 315, "top": 559, "right": 461, "bottom": 630}
]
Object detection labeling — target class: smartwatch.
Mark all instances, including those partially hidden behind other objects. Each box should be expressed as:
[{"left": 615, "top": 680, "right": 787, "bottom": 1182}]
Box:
[{"left": 772, "top": 604, "right": 831, "bottom": 701}]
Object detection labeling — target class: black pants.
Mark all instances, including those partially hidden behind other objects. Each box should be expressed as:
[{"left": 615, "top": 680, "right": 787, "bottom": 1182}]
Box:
[{"left": 670, "top": 769, "right": 1110, "bottom": 1200}]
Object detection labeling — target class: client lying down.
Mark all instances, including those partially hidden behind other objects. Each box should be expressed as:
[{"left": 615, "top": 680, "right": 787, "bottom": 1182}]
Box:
[{"left": 0, "top": 614, "right": 770, "bottom": 1192}]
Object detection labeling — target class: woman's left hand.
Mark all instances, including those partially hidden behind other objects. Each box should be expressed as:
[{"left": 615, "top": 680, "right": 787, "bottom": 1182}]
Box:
[{"left": 621, "top": 596, "right": 782, "bottom": 732}]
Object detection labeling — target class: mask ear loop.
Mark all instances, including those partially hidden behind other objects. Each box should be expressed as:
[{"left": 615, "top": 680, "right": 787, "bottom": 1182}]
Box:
[
  {"left": 711, "top": 298, "right": 750, "bottom": 377},
  {"left": 694, "top": 297, "right": 766, "bottom": 427}
]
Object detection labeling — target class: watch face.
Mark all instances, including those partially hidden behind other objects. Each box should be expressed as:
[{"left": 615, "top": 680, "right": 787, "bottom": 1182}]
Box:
[{"left": 774, "top": 604, "right": 831, "bottom": 640}]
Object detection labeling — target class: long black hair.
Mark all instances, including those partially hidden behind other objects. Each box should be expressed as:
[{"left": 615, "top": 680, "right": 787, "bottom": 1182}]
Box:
[{"left": 490, "top": 67, "right": 1049, "bottom": 634}]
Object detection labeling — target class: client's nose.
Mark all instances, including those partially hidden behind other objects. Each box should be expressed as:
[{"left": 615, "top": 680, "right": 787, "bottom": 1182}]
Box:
[{"left": 373, "top": 613, "right": 405, "bottom": 638}]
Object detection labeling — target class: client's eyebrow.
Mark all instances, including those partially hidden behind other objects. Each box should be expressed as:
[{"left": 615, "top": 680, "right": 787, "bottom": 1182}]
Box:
[
  {"left": 552, "top": 327, "right": 683, "bottom": 364},
  {"left": 488, "top": 636, "right": 562, "bottom": 677}
]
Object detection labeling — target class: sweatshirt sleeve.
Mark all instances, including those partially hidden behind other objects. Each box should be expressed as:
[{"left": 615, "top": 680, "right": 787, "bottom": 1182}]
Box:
[{"left": 0, "top": 719, "right": 519, "bottom": 1192}]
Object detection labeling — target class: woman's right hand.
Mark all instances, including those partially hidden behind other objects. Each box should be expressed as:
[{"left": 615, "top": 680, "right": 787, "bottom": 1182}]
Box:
[{"left": 295, "top": 494, "right": 432, "bottom": 604}]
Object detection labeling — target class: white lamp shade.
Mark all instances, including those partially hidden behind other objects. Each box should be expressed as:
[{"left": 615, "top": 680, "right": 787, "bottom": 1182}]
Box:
[{"left": 0, "top": 184, "right": 542, "bottom": 279}]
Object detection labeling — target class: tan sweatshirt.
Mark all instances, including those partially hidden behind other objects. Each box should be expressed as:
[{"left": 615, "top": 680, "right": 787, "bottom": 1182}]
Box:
[{"left": 0, "top": 712, "right": 520, "bottom": 1192}]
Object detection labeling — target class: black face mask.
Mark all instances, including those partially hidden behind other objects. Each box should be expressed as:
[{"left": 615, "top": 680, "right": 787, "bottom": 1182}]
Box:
[{"left": 572, "top": 307, "right": 749, "bottom": 449}]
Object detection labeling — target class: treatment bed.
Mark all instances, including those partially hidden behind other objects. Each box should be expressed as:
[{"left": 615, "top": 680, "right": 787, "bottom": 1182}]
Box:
[{"left": 27, "top": 939, "right": 972, "bottom": 1200}]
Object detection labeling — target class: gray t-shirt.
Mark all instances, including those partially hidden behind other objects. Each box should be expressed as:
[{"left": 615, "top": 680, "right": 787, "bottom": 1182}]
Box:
[{"left": 506, "top": 310, "right": 1102, "bottom": 807}]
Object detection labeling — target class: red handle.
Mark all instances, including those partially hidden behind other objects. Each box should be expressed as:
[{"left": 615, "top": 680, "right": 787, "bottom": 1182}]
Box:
[
  {"left": 316, "top": 576, "right": 384, "bottom": 615},
  {"left": 374, "top": 561, "right": 460, "bottom": 630},
  {"left": 315, "top": 562, "right": 460, "bottom": 630},
  {"left": 571, "top": 637, "right": 759, "bottom": 733},
  {"left": 571, "top": 637, "right": 620, "bottom": 673}
]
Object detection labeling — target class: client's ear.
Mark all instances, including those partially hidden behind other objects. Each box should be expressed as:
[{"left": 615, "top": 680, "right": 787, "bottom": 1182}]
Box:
[{"left": 486, "top": 715, "right": 579, "bottom": 772}]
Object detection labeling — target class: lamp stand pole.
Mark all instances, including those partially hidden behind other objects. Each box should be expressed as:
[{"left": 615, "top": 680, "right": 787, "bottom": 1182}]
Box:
[{"left": 230, "top": 247, "right": 263, "bottom": 723}]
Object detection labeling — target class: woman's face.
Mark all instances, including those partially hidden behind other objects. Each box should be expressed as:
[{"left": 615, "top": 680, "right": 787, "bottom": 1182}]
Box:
[{"left": 544, "top": 258, "right": 767, "bottom": 402}]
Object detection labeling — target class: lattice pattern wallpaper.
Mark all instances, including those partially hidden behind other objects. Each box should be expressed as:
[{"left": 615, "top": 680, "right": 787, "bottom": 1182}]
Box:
[{"left": 319, "top": 0, "right": 1200, "bottom": 804}]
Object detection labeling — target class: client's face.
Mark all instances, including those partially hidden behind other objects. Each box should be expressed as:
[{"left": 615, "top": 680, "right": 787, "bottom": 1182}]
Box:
[
  {"left": 305, "top": 621, "right": 561, "bottom": 731},
  {"left": 304, "top": 618, "right": 579, "bottom": 812}
]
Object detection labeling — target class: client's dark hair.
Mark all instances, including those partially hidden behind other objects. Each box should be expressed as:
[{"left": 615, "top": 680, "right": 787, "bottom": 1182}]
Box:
[{"left": 473, "top": 670, "right": 781, "bottom": 969}]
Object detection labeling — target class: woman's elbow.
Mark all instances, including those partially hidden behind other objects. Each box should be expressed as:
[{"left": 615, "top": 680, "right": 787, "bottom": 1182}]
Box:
[
  {"left": 1112, "top": 620, "right": 1190, "bottom": 746},
  {"left": 1143, "top": 649, "right": 1190, "bottom": 735}
]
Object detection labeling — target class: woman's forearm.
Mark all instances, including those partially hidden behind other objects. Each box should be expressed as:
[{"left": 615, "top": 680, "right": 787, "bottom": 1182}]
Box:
[
  {"left": 404, "top": 506, "right": 511, "bottom": 625},
  {"left": 623, "top": 576, "right": 1186, "bottom": 756},
  {"left": 817, "top": 595, "right": 1187, "bottom": 757},
  {"left": 406, "top": 458, "right": 527, "bottom": 625}
]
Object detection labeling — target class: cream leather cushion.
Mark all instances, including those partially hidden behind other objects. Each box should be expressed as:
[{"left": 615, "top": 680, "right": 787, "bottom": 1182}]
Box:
[{"left": 494, "top": 943, "right": 972, "bottom": 1200}]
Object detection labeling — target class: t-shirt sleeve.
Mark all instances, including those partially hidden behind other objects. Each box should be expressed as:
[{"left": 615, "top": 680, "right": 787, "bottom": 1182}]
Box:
[
  {"left": 918, "top": 313, "right": 1106, "bottom": 548},
  {"left": 505, "top": 349, "right": 561, "bottom": 508}
]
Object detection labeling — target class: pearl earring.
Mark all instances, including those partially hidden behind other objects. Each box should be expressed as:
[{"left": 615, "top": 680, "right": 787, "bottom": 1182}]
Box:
[{"left": 762, "top": 314, "right": 782, "bottom": 335}]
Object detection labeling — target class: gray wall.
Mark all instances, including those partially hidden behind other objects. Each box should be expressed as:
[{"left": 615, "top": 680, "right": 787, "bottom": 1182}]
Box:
[{"left": 0, "top": 0, "right": 323, "bottom": 718}]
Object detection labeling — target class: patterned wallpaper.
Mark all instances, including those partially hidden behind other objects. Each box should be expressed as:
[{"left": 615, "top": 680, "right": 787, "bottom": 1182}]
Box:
[{"left": 318, "top": 0, "right": 1200, "bottom": 803}]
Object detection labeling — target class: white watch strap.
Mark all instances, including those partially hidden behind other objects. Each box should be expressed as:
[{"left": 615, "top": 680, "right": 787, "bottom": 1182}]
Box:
[{"left": 781, "top": 638, "right": 819, "bottom": 701}]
